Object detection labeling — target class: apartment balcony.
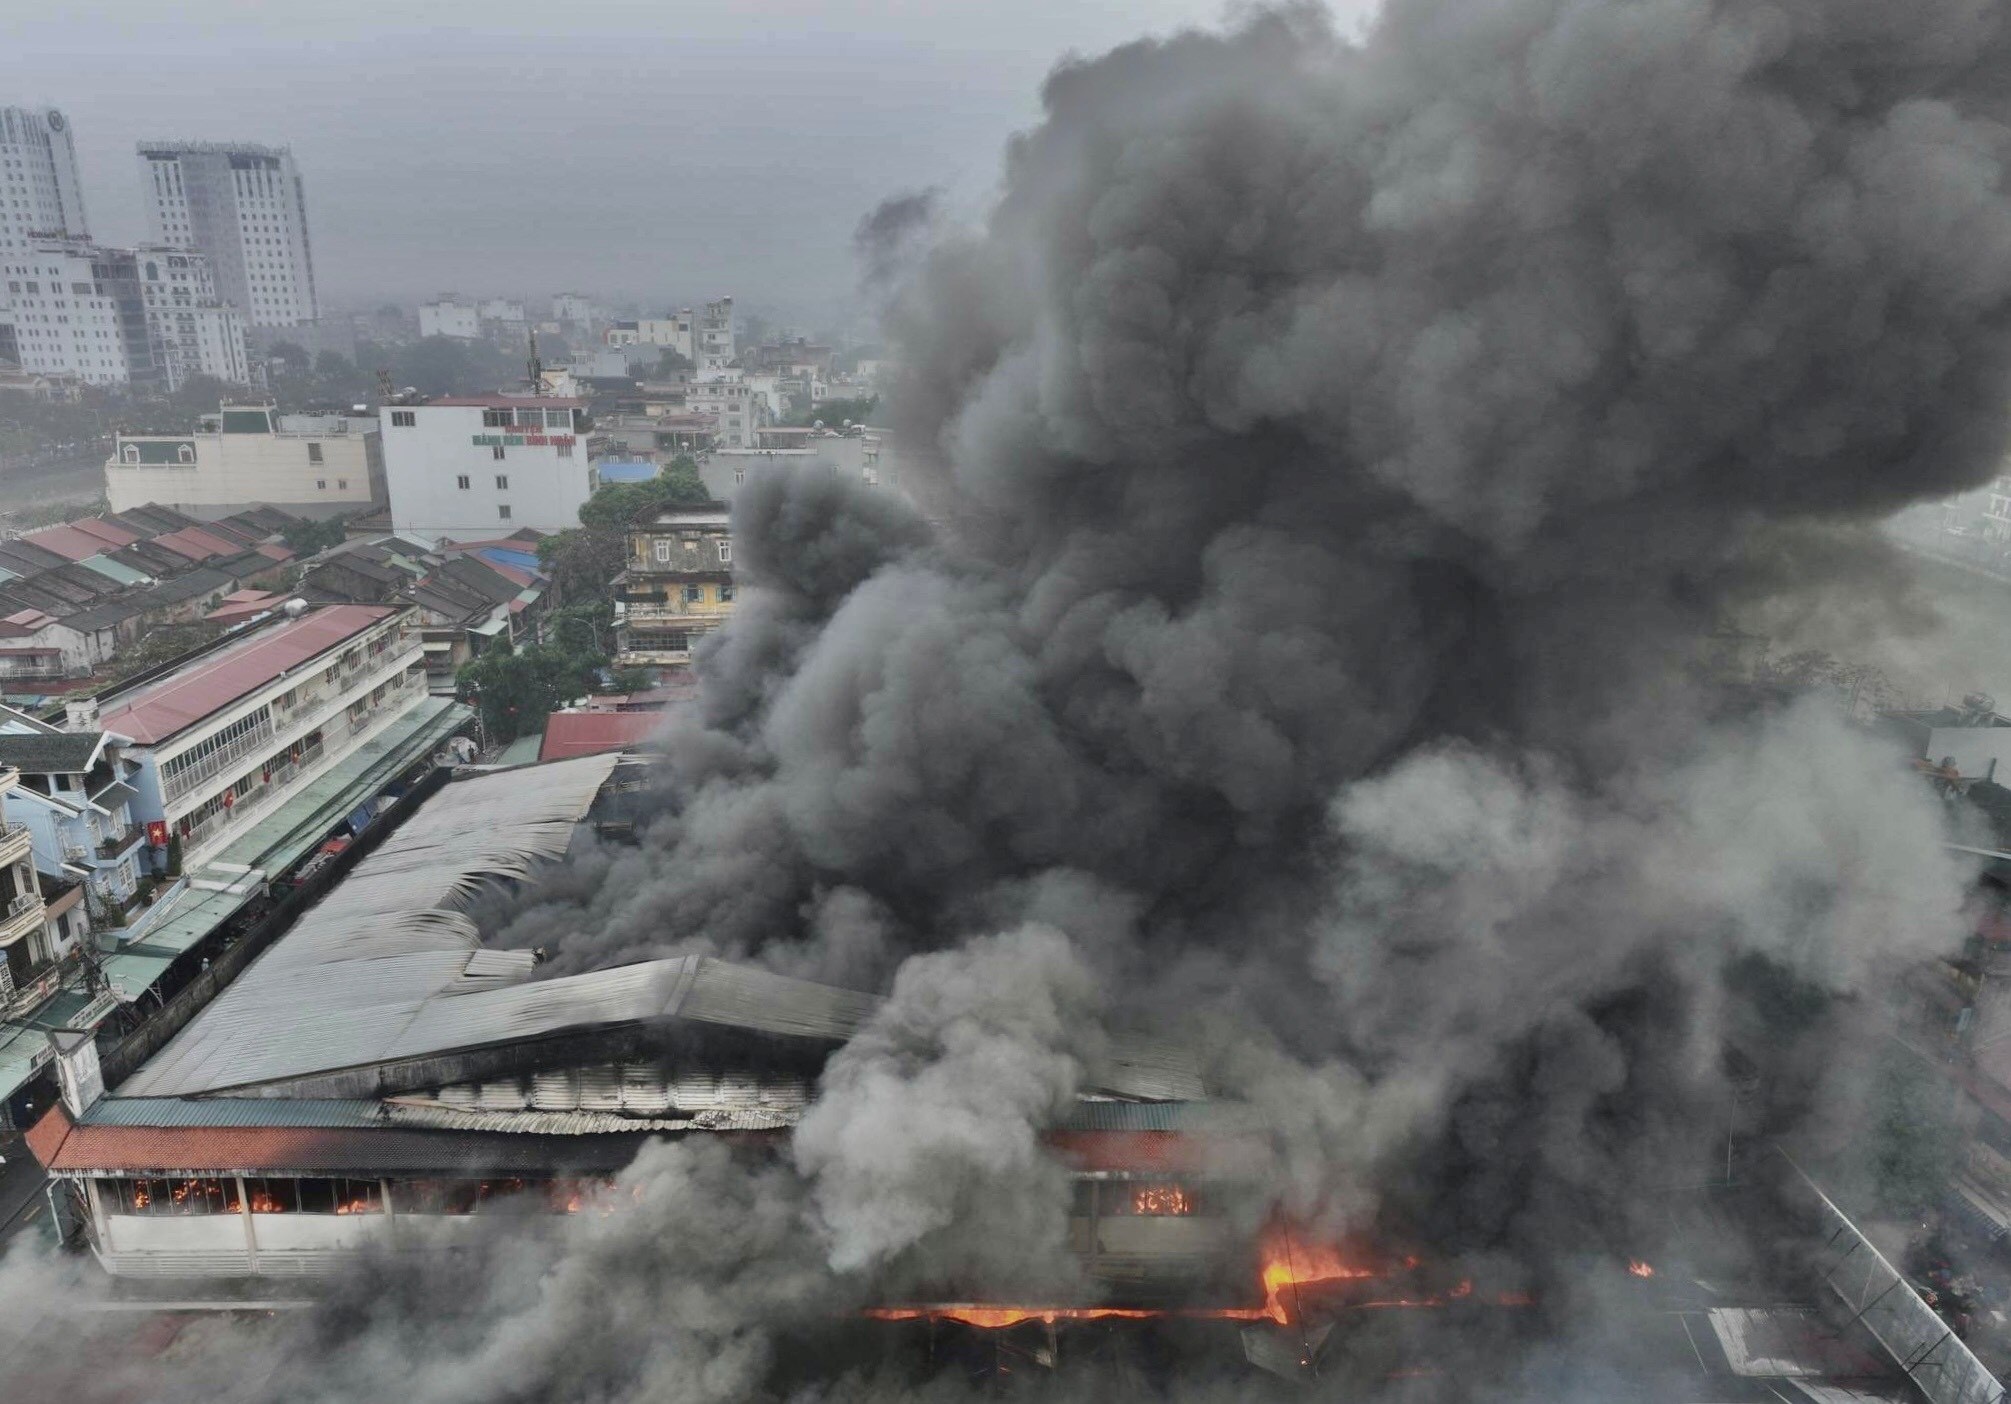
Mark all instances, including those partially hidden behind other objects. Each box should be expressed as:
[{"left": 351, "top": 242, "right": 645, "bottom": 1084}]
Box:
[
  {"left": 160, "top": 717, "right": 277, "bottom": 803},
  {"left": 0, "top": 887, "right": 46, "bottom": 948},
  {"left": 0, "top": 822, "right": 32, "bottom": 871},
  {"left": 96, "top": 827, "right": 144, "bottom": 862},
  {"left": 0, "top": 957, "right": 62, "bottom": 1022}
]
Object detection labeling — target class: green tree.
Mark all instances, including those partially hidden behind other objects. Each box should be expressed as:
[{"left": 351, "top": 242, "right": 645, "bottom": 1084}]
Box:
[
  {"left": 282, "top": 516, "right": 349, "bottom": 557},
  {"left": 456, "top": 629, "right": 609, "bottom": 744},
  {"left": 652, "top": 347, "right": 693, "bottom": 378},
  {"left": 540, "top": 457, "right": 712, "bottom": 607}
]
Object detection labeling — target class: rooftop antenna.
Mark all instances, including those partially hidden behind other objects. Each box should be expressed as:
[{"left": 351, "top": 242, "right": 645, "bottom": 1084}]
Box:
[
  {"left": 375, "top": 367, "right": 395, "bottom": 405},
  {"left": 527, "top": 329, "right": 543, "bottom": 393}
]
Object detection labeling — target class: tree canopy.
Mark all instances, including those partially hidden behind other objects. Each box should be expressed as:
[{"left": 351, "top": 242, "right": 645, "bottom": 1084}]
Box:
[{"left": 539, "top": 457, "right": 711, "bottom": 605}]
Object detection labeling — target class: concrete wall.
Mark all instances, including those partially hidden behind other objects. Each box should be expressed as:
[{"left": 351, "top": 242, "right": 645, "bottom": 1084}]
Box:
[
  {"left": 382, "top": 404, "right": 591, "bottom": 542},
  {"left": 107, "top": 425, "right": 379, "bottom": 514}
]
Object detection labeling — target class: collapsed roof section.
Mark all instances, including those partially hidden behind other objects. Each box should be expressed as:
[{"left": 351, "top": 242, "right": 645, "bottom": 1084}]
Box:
[{"left": 112, "top": 751, "right": 1200, "bottom": 1106}]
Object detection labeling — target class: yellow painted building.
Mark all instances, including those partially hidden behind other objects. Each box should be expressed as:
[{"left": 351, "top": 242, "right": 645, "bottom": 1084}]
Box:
[{"left": 613, "top": 503, "right": 735, "bottom": 665}]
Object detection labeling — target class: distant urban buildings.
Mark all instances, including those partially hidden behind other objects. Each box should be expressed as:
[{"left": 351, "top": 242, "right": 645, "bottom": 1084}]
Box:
[
  {"left": 0, "top": 106, "right": 89, "bottom": 256},
  {"left": 137, "top": 246, "right": 248, "bottom": 389},
  {"left": 106, "top": 403, "right": 381, "bottom": 516},
  {"left": 380, "top": 394, "right": 590, "bottom": 542},
  {"left": 418, "top": 297, "right": 480, "bottom": 340},
  {"left": 137, "top": 141, "right": 319, "bottom": 329}
]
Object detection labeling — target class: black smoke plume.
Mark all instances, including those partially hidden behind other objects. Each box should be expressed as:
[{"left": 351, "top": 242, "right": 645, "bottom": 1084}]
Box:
[{"left": 9, "top": 1, "right": 2011, "bottom": 1399}]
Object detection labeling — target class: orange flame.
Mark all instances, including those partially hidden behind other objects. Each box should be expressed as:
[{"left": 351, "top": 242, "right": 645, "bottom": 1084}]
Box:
[
  {"left": 1257, "top": 1235, "right": 1375, "bottom": 1323},
  {"left": 1627, "top": 1260, "right": 1654, "bottom": 1279},
  {"left": 1131, "top": 1184, "right": 1192, "bottom": 1216}
]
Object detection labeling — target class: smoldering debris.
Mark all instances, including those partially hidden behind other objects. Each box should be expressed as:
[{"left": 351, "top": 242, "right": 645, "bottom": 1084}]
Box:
[{"left": 14, "top": 0, "right": 2011, "bottom": 1399}]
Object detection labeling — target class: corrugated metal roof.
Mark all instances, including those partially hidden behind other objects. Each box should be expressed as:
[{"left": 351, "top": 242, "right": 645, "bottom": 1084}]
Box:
[
  {"left": 117, "top": 754, "right": 622, "bottom": 1097},
  {"left": 537, "top": 711, "right": 660, "bottom": 762},
  {"left": 75, "top": 554, "right": 151, "bottom": 586}
]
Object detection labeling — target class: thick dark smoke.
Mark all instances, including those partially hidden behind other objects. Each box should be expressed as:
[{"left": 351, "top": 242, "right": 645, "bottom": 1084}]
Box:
[{"left": 9, "top": 1, "right": 2011, "bottom": 1399}]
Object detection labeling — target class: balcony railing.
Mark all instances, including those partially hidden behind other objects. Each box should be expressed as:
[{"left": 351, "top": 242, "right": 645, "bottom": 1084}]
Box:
[
  {"left": 96, "top": 828, "right": 142, "bottom": 861},
  {"left": 0, "top": 962, "right": 61, "bottom": 1020},
  {"left": 160, "top": 718, "right": 276, "bottom": 803},
  {"left": 0, "top": 822, "right": 32, "bottom": 866},
  {"left": 8, "top": 891, "right": 41, "bottom": 919}
]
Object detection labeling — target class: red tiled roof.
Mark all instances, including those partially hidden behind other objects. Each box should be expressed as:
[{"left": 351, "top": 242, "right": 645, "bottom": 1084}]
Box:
[
  {"left": 148, "top": 529, "right": 220, "bottom": 562},
  {"left": 256, "top": 542, "right": 296, "bottom": 562},
  {"left": 537, "top": 711, "right": 661, "bottom": 763},
  {"left": 178, "top": 526, "right": 244, "bottom": 557},
  {"left": 98, "top": 604, "right": 397, "bottom": 743},
  {"left": 70, "top": 517, "right": 141, "bottom": 548},
  {"left": 22, "top": 525, "right": 110, "bottom": 562}
]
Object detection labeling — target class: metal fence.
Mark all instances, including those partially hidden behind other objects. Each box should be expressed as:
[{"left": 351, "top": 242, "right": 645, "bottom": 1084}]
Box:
[{"left": 1791, "top": 1156, "right": 2007, "bottom": 1404}]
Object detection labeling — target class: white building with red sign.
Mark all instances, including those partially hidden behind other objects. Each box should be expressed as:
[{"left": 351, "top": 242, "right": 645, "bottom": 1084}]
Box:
[{"left": 379, "top": 395, "right": 590, "bottom": 543}]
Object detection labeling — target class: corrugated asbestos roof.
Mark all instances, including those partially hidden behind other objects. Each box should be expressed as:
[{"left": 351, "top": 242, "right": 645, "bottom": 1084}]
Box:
[{"left": 117, "top": 754, "right": 624, "bottom": 1096}]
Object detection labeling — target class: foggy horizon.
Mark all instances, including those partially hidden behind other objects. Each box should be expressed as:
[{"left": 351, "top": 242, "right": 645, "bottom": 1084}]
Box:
[{"left": 3, "top": 1, "right": 1383, "bottom": 318}]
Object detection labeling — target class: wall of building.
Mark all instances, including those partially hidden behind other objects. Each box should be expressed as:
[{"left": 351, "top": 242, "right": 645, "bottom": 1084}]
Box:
[
  {"left": 418, "top": 301, "right": 480, "bottom": 339},
  {"left": 1, "top": 241, "right": 154, "bottom": 386},
  {"left": 107, "top": 411, "right": 378, "bottom": 513},
  {"left": 382, "top": 402, "right": 590, "bottom": 542}
]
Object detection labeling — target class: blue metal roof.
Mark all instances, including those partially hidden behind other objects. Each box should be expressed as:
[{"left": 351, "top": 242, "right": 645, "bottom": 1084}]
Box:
[{"left": 595, "top": 460, "right": 659, "bottom": 483}]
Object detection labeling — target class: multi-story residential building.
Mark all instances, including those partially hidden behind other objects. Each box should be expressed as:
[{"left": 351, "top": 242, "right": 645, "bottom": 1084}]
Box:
[
  {"left": 106, "top": 403, "right": 381, "bottom": 515},
  {"left": 0, "top": 106, "right": 89, "bottom": 260},
  {"left": 550, "top": 293, "right": 606, "bottom": 329},
  {"left": 613, "top": 503, "right": 735, "bottom": 666},
  {"left": 0, "top": 724, "right": 144, "bottom": 922},
  {"left": 381, "top": 395, "right": 590, "bottom": 542},
  {"left": 695, "top": 296, "right": 734, "bottom": 372},
  {"left": 84, "top": 602, "right": 428, "bottom": 871},
  {"left": 0, "top": 240, "right": 156, "bottom": 387},
  {"left": 477, "top": 298, "right": 525, "bottom": 328},
  {"left": 137, "top": 142, "right": 319, "bottom": 329},
  {"left": 683, "top": 378, "right": 768, "bottom": 449},
  {"left": 418, "top": 297, "right": 480, "bottom": 340},
  {"left": 0, "top": 764, "right": 54, "bottom": 1012},
  {"left": 137, "top": 245, "right": 249, "bottom": 389}
]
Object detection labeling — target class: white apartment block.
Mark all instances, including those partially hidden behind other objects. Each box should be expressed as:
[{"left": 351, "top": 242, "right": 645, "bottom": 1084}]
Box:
[
  {"left": 695, "top": 296, "right": 734, "bottom": 371},
  {"left": 107, "top": 404, "right": 381, "bottom": 515},
  {"left": 89, "top": 603, "right": 427, "bottom": 871},
  {"left": 0, "top": 107, "right": 89, "bottom": 261},
  {"left": 478, "top": 298, "right": 525, "bottom": 326},
  {"left": 138, "top": 245, "right": 248, "bottom": 389},
  {"left": 1, "top": 241, "right": 156, "bottom": 387},
  {"left": 138, "top": 142, "right": 319, "bottom": 329},
  {"left": 0, "top": 765, "right": 53, "bottom": 1013},
  {"left": 684, "top": 378, "right": 769, "bottom": 448},
  {"left": 418, "top": 298, "right": 480, "bottom": 340},
  {"left": 381, "top": 396, "right": 590, "bottom": 542},
  {"left": 550, "top": 293, "right": 605, "bottom": 327}
]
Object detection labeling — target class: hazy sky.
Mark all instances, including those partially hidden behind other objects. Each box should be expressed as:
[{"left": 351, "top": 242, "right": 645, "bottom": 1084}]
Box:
[{"left": 2, "top": 1, "right": 1376, "bottom": 323}]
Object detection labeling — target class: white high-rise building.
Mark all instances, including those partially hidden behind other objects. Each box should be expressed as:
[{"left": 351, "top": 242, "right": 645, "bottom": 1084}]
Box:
[
  {"left": 0, "top": 107, "right": 90, "bottom": 258},
  {"left": 137, "top": 245, "right": 249, "bottom": 389},
  {"left": 0, "top": 240, "right": 156, "bottom": 387},
  {"left": 137, "top": 141, "right": 319, "bottom": 328}
]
